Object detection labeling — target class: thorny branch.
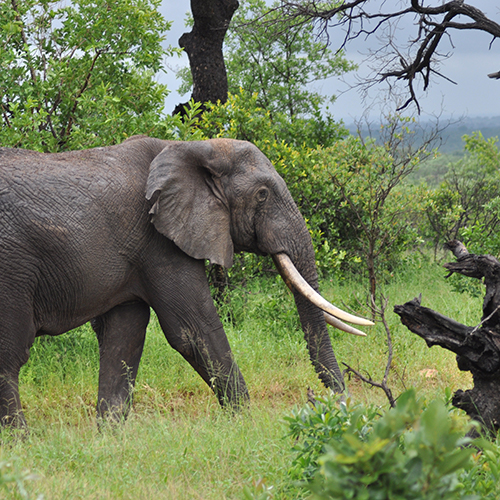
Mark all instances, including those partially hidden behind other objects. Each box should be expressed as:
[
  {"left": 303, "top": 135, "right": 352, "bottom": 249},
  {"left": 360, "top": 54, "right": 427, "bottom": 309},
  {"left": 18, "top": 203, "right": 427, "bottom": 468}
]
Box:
[
  {"left": 257, "top": 0, "right": 500, "bottom": 112},
  {"left": 343, "top": 295, "right": 398, "bottom": 408}
]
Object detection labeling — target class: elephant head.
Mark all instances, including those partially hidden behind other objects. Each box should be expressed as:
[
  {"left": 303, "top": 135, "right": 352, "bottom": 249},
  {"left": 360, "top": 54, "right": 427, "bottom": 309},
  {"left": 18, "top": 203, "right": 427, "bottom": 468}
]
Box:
[{"left": 145, "top": 138, "right": 371, "bottom": 393}]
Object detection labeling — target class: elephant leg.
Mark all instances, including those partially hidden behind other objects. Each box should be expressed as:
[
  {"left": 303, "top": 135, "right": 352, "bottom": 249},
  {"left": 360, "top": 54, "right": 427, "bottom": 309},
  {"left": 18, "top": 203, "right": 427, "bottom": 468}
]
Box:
[
  {"left": 91, "top": 301, "right": 150, "bottom": 423},
  {"left": 149, "top": 266, "right": 249, "bottom": 408},
  {"left": 161, "top": 316, "right": 249, "bottom": 407},
  {"left": 0, "top": 310, "right": 35, "bottom": 429},
  {"left": 0, "top": 372, "right": 25, "bottom": 429}
]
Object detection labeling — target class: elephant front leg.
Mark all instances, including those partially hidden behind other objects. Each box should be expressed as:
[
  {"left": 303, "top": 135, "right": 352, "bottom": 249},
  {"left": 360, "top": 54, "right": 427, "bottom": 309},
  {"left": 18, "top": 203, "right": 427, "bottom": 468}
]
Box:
[
  {"left": 168, "top": 323, "right": 249, "bottom": 408},
  {"left": 180, "top": 323, "right": 249, "bottom": 408},
  {"left": 91, "top": 301, "right": 150, "bottom": 424},
  {"left": 152, "top": 293, "right": 249, "bottom": 408}
]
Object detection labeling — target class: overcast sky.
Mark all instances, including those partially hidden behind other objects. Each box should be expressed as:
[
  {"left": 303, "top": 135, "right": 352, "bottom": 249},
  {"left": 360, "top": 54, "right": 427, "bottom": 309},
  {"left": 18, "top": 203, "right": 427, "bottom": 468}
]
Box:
[{"left": 158, "top": 1, "right": 500, "bottom": 123}]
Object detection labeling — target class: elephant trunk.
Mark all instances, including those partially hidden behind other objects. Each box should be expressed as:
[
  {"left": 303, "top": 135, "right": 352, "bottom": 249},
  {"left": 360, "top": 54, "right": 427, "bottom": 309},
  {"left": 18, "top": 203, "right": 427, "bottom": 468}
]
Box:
[
  {"left": 272, "top": 230, "right": 347, "bottom": 393},
  {"left": 295, "top": 288, "right": 346, "bottom": 392}
]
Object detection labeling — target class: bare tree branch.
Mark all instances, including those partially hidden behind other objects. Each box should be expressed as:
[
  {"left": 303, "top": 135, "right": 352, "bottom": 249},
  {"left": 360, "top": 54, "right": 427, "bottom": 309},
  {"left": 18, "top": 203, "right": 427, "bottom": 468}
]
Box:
[
  {"left": 343, "top": 295, "right": 397, "bottom": 407},
  {"left": 259, "top": 0, "right": 500, "bottom": 112}
]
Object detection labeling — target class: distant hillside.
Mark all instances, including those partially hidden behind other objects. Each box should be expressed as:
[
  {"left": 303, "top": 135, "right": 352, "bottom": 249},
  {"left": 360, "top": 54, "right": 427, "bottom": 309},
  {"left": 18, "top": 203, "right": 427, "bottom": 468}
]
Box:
[
  {"left": 347, "top": 116, "right": 500, "bottom": 154},
  {"left": 346, "top": 116, "right": 500, "bottom": 186},
  {"left": 436, "top": 116, "right": 500, "bottom": 153}
]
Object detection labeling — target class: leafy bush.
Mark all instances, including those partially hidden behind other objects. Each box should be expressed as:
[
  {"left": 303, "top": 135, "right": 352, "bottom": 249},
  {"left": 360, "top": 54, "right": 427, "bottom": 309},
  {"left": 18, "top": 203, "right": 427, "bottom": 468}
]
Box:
[
  {"left": 424, "top": 133, "right": 500, "bottom": 259},
  {"left": 286, "top": 390, "right": 478, "bottom": 500},
  {"left": 460, "top": 438, "right": 500, "bottom": 499},
  {"left": 421, "top": 133, "right": 500, "bottom": 295},
  {"left": 285, "top": 394, "right": 380, "bottom": 483}
]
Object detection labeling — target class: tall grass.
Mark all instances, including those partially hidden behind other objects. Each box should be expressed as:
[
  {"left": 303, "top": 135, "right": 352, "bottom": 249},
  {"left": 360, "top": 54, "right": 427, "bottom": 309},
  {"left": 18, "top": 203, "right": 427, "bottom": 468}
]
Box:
[{"left": 2, "top": 259, "right": 481, "bottom": 499}]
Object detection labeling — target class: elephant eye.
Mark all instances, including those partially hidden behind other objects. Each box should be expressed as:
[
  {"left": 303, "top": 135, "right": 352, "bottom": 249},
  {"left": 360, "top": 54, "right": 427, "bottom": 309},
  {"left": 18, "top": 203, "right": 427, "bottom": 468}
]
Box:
[{"left": 256, "top": 188, "right": 269, "bottom": 203}]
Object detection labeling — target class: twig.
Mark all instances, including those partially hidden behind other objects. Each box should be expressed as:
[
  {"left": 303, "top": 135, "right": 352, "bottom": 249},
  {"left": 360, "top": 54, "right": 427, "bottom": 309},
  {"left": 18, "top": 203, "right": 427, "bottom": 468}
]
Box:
[
  {"left": 343, "top": 294, "right": 397, "bottom": 408},
  {"left": 343, "top": 363, "right": 396, "bottom": 408},
  {"left": 470, "top": 304, "right": 500, "bottom": 335}
]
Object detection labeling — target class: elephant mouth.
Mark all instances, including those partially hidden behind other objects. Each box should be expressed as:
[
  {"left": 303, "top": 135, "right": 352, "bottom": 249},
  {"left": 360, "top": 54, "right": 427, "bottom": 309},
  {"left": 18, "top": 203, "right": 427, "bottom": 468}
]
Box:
[{"left": 272, "top": 253, "right": 373, "bottom": 336}]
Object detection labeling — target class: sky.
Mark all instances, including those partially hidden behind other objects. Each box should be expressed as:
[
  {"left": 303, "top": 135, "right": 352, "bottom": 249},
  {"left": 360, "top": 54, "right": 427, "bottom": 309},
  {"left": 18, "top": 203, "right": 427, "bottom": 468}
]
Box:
[{"left": 158, "top": 1, "right": 500, "bottom": 123}]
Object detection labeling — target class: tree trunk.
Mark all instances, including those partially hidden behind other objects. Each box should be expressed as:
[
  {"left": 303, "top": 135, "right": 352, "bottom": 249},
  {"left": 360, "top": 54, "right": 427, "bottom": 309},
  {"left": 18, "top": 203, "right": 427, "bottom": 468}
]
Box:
[
  {"left": 173, "top": 0, "right": 239, "bottom": 115},
  {"left": 394, "top": 240, "right": 500, "bottom": 435},
  {"left": 174, "top": 0, "right": 239, "bottom": 294}
]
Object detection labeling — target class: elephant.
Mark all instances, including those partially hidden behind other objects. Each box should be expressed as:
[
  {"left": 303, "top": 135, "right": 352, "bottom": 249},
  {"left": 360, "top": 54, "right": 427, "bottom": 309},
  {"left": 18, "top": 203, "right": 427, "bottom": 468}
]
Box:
[{"left": 0, "top": 136, "right": 372, "bottom": 428}]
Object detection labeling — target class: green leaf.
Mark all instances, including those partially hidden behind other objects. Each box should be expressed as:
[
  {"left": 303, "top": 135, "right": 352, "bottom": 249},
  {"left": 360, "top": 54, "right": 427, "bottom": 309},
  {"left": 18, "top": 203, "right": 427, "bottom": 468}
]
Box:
[{"left": 438, "top": 449, "right": 474, "bottom": 476}]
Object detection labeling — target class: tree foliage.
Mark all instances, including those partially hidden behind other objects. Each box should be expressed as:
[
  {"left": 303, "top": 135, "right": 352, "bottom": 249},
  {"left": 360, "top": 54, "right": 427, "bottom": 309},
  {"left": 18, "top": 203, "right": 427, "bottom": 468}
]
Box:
[
  {"left": 178, "top": 0, "right": 355, "bottom": 147},
  {"left": 224, "top": 0, "right": 356, "bottom": 122},
  {"left": 424, "top": 133, "right": 500, "bottom": 258},
  {"left": 0, "top": 0, "right": 177, "bottom": 152}
]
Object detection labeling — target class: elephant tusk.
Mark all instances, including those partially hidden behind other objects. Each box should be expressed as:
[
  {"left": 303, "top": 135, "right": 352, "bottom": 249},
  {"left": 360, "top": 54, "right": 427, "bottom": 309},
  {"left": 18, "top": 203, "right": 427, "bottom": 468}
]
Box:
[
  {"left": 272, "top": 253, "right": 374, "bottom": 327},
  {"left": 324, "top": 312, "right": 367, "bottom": 337}
]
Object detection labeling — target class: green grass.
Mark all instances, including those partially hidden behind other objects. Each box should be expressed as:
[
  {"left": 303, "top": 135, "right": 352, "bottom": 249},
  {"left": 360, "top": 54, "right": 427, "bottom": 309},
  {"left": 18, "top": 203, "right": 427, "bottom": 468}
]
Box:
[{"left": 2, "top": 259, "right": 482, "bottom": 499}]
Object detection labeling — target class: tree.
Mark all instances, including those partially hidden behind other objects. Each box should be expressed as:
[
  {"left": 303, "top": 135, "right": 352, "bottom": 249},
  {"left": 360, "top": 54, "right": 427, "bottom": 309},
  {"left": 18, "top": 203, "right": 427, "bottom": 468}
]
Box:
[
  {"left": 223, "top": 0, "right": 356, "bottom": 122},
  {"left": 424, "top": 133, "right": 500, "bottom": 258},
  {"left": 328, "top": 116, "right": 435, "bottom": 306},
  {"left": 174, "top": 0, "right": 239, "bottom": 115},
  {"left": 0, "top": 0, "right": 176, "bottom": 152},
  {"left": 177, "top": 0, "right": 355, "bottom": 147},
  {"left": 262, "top": 0, "right": 500, "bottom": 112}
]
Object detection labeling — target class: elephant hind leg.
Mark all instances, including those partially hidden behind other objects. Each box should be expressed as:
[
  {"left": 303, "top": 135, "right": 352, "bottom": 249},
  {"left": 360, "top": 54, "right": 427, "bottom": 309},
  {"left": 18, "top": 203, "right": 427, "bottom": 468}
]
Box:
[
  {"left": 91, "top": 301, "right": 150, "bottom": 424},
  {"left": 0, "top": 313, "right": 36, "bottom": 429},
  {"left": 0, "top": 374, "right": 26, "bottom": 429}
]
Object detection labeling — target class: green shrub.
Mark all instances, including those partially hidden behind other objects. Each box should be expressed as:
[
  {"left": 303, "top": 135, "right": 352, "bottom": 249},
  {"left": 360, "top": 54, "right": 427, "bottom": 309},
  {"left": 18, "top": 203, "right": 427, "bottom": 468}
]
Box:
[
  {"left": 285, "top": 390, "right": 477, "bottom": 500},
  {"left": 423, "top": 132, "right": 500, "bottom": 262},
  {"left": 460, "top": 438, "right": 500, "bottom": 499},
  {"left": 285, "top": 394, "right": 380, "bottom": 483}
]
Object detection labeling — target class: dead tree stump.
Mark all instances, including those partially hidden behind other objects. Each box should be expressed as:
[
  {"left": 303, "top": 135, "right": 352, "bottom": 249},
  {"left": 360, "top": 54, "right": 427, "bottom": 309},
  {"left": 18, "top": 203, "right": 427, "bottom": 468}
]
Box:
[{"left": 394, "top": 240, "right": 500, "bottom": 434}]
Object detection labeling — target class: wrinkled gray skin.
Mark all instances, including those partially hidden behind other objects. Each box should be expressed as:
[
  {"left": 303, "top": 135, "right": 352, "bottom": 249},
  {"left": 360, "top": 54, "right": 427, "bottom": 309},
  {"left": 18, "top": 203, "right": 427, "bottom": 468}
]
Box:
[{"left": 0, "top": 136, "right": 344, "bottom": 427}]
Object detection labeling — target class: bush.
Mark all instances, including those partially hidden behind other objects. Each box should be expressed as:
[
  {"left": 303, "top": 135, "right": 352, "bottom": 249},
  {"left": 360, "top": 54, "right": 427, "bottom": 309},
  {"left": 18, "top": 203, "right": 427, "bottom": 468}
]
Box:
[
  {"left": 285, "top": 390, "right": 478, "bottom": 500},
  {"left": 285, "top": 394, "right": 380, "bottom": 483},
  {"left": 423, "top": 133, "right": 500, "bottom": 260},
  {"left": 460, "top": 438, "right": 500, "bottom": 499}
]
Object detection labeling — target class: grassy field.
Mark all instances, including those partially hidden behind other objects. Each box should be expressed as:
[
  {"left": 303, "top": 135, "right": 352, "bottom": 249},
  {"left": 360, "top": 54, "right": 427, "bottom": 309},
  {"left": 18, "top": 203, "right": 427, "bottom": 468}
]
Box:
[{"left": 1, "top": 258, "right": 481, "bottom": 499}]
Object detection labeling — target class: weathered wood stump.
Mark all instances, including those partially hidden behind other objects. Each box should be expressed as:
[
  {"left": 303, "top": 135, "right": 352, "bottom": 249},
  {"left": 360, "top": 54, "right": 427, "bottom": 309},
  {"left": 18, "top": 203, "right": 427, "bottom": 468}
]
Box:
[{"left": 394, "top": 240, "right": 500, "bottom": 434}]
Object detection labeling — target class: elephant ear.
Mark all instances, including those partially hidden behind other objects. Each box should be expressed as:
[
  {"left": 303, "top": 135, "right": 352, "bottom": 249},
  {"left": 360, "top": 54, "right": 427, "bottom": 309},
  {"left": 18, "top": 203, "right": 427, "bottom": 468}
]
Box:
[{"left": 146, "top": 140, "right": 234, "bottom": 268}]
